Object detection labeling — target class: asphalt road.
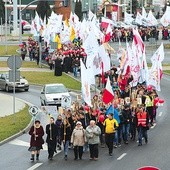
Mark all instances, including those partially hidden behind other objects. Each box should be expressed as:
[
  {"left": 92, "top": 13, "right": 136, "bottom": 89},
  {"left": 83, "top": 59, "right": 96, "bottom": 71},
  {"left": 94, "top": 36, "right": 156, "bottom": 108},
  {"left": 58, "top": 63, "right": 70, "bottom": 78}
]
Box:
[{"left": 0, "top": 75, "right": 170, "bottom": 170}]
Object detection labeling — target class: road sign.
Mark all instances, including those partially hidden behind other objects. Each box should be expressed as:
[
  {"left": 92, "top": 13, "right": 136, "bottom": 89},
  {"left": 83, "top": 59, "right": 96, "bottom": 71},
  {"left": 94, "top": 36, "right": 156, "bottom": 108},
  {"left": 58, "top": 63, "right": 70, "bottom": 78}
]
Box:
[
  {"left": 61, "top": 95, "right": 71, "bottom": 108},
  {"left": 29, "top": 106, "right": 39, "bottom": 117},
  {"left": 7, "top": 56, "right": 22, "bottom": 70},
  {"left": 9, "top": 70, "right": 20, "bottom": 82}
]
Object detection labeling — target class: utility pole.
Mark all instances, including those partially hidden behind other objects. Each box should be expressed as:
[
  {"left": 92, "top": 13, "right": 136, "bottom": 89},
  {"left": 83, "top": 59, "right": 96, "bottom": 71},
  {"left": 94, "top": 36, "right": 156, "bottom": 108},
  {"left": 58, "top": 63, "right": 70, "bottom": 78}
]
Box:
[{"left": 12, "top": 0, "right": 18, "bottom": 36}]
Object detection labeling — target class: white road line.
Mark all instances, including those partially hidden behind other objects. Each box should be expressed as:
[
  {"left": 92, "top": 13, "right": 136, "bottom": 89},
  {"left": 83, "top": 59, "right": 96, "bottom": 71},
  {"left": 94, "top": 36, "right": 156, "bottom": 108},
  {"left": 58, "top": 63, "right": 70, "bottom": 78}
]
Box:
[
  {"left": 27, "top": 163, "right": 43, "bottom": 170},
  {"left": 117, "top": 153, "right": 127, "bottom": 160},
  {"left": 158, "top": 112, "right": 163, "bottom": 117},
  {"left": 9, "top": 139, "right": 48, "bottom": 151}
]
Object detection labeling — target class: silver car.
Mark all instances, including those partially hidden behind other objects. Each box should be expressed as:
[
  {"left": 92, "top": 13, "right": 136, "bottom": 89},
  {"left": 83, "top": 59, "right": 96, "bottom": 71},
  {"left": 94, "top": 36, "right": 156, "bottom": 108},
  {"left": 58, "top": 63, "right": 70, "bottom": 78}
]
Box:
[
  {"left": 0, "top": 73, "right": 29, "bottom": 92},
  {"left": 40, "top": 83, "right": 71, "bottom": 106}
]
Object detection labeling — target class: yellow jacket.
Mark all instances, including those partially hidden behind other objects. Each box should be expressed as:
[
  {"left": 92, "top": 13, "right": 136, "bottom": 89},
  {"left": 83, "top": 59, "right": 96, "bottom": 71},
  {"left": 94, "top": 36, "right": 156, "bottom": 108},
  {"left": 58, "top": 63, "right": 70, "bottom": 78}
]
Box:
[{"left": 103, "top": 118, "right": 119, "bottom": 134}]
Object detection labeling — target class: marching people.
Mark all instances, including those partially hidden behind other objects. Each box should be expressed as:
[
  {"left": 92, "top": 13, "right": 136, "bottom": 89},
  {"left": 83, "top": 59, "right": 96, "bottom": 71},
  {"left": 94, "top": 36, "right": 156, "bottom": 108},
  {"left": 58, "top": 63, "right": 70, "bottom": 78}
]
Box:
[
  {"left": 71, "top": 121, "right": 86, "bottom": 160},
  {"left": 145, "top": 91, "right": 154, "bottom": 126},
  {"left": 62, "top": 118, "right": 72, "bottom": 160},
  {"left": 103, "top": 113, "right": 119, "bottom": 156},
  {"left": 136, "top": 105, "right": 149, "bottom": 146},
  {"left": 28, "top": 120, "right": 44, "bottom": 161},
  {"left": 46, "top": 117, "right": 58, "bottom": 160},
  {"left": 121, "top": 104, "right": 132, "bottom": 144},
  {"left": 86, "top": 120, "right": 101, "bottom": 160},
  {"left": 55, "top": 114, "right": 63, "bottom": 150}
]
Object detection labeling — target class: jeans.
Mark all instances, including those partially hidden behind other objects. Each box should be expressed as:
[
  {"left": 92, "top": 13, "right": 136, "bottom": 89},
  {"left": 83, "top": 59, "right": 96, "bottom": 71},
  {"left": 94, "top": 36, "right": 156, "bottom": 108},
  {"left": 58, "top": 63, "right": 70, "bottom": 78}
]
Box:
[
  {"left": 122, "top": 123, "right": 130, "bottom": 142},
  {"left": 138, "top": 126, "right": 148, "bottom": 144},
  {"left": 64, "top": 140, "right": 69, "bottom": 156},
  {"left": 73, "top": 66, "right": 78, "bottom": 77}
]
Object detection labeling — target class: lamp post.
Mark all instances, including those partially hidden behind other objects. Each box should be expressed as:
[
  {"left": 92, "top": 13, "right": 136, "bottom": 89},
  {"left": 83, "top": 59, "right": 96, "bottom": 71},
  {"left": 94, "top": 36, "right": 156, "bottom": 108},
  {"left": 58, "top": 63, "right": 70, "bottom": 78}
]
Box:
[
  {"left": 19, "top": 0, "right": 22, "bottom": 44},
  {"left": 3, "top": 0, "right": 8, "bottom": 54}
]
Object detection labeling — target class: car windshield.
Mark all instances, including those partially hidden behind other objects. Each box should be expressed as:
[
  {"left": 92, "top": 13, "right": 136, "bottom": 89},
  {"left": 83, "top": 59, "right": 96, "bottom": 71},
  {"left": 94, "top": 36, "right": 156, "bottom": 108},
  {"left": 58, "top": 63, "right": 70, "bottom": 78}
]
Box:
[
  {"left": 45, "top": 85, "right": 68, "bottom": 94},
  {"left": 5, "top": 75, "right": 23, "bottom": 79}
]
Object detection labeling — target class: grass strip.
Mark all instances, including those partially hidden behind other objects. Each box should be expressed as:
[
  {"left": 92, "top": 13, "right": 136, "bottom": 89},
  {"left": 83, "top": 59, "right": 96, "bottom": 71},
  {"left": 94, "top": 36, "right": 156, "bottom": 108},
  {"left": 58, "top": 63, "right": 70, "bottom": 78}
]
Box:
[
  {"left": 21, "top": 71, "right": 81, "bottom": 91},
  {"left": 0, "top": 105, "right": 31, "bottom": 142}
]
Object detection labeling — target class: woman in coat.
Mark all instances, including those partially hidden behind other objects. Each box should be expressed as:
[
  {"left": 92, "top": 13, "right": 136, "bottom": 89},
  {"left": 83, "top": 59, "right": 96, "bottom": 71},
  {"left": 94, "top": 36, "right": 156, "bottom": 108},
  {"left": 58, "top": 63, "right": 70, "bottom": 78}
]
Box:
[
  {"left": 86, "top": 120, "right": 101, "bottom": 160},
  {"left": 71, "top": 121, "right": 86, "bottom": 160},
  {"left": 28, "top": 120, "right": 44, "bottom": 161}
]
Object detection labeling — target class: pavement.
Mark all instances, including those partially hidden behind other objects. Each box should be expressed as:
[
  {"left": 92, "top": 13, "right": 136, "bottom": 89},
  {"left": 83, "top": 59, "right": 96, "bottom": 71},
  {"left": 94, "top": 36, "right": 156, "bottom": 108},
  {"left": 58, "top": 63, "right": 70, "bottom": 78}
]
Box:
[{"left": 0, "top": 93, "right": 26, "bottom": 117}]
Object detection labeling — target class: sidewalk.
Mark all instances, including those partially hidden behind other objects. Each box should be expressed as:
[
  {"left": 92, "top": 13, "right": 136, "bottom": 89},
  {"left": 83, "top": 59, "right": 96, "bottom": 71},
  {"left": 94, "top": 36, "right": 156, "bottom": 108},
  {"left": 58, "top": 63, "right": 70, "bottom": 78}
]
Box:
[{"left": 0, "top": 93, "right": 26, "bottom": 117}]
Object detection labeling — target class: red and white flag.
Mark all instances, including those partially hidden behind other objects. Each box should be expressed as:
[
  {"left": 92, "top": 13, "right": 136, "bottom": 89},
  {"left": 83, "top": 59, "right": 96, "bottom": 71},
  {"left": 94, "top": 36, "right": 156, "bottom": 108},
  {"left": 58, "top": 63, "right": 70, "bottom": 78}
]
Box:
[
  {"left": 104, "top": 24, "right": 112, "bottom": 43},
  {"left": 148, "top": 43, "right": 164, "bottom": 91},
  {"left": 102, "top": 77, "right": 114, "bottom": 104}
]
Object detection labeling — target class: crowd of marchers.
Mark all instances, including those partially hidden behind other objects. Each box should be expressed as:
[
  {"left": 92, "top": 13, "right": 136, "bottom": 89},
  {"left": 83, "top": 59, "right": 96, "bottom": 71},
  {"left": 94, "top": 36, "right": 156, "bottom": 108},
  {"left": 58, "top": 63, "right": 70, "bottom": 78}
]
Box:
[{"left": 28, "top": 75, "right": 161, "bottom": 161}]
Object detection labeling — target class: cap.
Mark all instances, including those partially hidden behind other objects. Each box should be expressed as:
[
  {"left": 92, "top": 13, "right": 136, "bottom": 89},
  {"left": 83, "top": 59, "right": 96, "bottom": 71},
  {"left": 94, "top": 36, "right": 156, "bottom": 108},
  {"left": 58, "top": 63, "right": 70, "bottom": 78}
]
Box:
[{"left": 76, "top": 121, "right": 82, "bottom": 125}]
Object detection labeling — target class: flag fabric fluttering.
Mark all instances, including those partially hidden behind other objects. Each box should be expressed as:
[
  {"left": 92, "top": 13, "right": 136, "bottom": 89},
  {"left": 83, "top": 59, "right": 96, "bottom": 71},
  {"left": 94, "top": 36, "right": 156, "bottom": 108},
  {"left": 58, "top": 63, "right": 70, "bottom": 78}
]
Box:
[
  {"left": 70, "top": 26, "right": 76, "bottom": 42},
  {"left": 106, "top": 105, "right": 120, "bottom": 124},
  {"left": 80, "top": 59, "right": 92, "bottom": 106},
  {"left": 54, "top": 34, "right": 62, "bottom": 49},
  {"left": 148, "top": 43, "right": 164, "bottom": 91},
  {"left": 102, "top": 77, "right": 114, "bottom": 104}
]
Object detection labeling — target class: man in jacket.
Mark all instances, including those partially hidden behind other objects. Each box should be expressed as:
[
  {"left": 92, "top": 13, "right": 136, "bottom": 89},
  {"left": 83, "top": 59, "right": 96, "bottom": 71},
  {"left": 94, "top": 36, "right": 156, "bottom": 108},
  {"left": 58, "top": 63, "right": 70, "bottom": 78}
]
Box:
[
  {"left": 46, "top": 117, "right": 58, "bottom": 160},
  {"left": 136, "top": 106, "right": 149, "bottom": 146},
  {"left": 86, "top": 120, "right": 101, "bottom": 160},
  {"left": 103, "top": 113, "right": 118, "bottom": 156}
]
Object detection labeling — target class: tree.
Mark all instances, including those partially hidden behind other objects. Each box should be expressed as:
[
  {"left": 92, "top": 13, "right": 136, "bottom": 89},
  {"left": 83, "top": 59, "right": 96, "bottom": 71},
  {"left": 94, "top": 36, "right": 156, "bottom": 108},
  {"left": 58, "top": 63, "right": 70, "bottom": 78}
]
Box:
[
  {"left": 74, "top": 0, "right": 83, "bottom": 21},
  {"left": 36, "top": 1, "right": 52, "bottom": 21},
  {"left": 0, "top": 0, "right": 5, "bottom": 24},
  {"left": 132, "top": 0, "right": 139, "bottom": 14}
]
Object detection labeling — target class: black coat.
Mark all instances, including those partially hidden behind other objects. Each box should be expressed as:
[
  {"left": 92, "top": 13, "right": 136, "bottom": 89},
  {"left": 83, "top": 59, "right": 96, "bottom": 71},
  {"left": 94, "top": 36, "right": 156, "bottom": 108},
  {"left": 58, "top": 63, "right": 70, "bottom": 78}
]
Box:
[{"left": 46, "top": 123, "right": 58, "bottom": 143}]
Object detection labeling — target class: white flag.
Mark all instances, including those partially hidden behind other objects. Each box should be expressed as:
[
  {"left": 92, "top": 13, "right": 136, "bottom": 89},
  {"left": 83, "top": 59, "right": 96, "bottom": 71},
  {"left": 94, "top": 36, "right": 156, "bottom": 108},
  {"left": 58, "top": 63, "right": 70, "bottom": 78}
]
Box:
[
  {"left": 146, "top": 10, "right": 158, "bottom": 26},
  {"left": 124, "top": 12, "right": 134, "bottom": 24},
  {"left": 160, "top": 6, "right": 170, "bottom": 27},
  {"left": 142, "top": 7, "right": 147, "bottom": 19},
  {"left": 148, "top": 43, "right": 164, "bottom": 91},
  {"left": 80, "top": 60, "right": 92, "bottom": 106},
  {"left": 135, "top": 12, "right": 143, "bottom": 25}
]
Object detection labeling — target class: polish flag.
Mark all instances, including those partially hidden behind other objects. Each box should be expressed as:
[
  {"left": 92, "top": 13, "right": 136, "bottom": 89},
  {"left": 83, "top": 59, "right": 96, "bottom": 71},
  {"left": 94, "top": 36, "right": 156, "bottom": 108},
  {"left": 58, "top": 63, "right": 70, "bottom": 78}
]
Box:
[
  {"left": 102, "top": 77, "right": 114, "bottom": 104},
  {"left": 104, "top": 24, "right": 112, "bottom": 43}
]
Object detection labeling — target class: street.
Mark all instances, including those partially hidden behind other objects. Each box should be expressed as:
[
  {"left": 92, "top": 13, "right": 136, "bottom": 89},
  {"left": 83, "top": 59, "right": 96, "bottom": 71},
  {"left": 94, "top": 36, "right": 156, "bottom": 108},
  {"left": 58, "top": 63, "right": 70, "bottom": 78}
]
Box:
[{"left": 0, "top": 74, "right": 169, "bottom": 170}]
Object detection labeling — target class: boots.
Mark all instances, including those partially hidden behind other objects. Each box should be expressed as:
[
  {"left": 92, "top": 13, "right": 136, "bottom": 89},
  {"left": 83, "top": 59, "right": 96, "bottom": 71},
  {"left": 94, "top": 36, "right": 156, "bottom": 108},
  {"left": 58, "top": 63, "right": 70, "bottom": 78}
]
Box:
[
  {"left": 30, "top": 154, "right": 34, "bottom": 161},
  {"left": 36, "top": 153, "right": 39, "bottom": 160}
]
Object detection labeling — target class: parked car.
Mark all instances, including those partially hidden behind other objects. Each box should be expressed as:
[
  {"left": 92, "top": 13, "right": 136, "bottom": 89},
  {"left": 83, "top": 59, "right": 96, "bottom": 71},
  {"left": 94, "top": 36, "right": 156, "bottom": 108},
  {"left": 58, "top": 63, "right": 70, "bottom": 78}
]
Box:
[
  {"left": 40, "top": 83, "right": 71, "bottom": 106},
  {"left": 0, "top": 73, "right": 29, "bottom": 92}
]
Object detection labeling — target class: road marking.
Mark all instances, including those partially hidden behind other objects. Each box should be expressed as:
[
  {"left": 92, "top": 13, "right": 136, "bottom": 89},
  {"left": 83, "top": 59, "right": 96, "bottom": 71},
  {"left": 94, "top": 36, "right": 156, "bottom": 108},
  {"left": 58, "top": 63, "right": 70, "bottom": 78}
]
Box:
[
  {"left": 117, "top": 153, "right": 127, "bottom": 160},
  {"left": 9, "top": 139, "right": 30, "bottom": 147},
  {"left": 158, "top": 112, "right": 163, "bottom": 117},
  {"left": 27, "top": 163, "right": 43, "bottom": 170},
  {"left": 9, "top": 139, "right": 48, "bottom": 151}
]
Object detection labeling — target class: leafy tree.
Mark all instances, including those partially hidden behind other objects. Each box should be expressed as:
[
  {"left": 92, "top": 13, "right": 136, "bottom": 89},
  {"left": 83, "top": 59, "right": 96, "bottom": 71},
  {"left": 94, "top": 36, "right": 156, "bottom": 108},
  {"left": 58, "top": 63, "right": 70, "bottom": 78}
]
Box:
[
  {"left": 74, "top": 0, "right": 83, "bottom": 21},
  {"left": 0, "top": 0, "right": 5, "bottom": 24},
  {"left": 132, "top": 0, "right": 139, "bottom": 14},
  {"left": 36, "top": 1, "right": 52, "bottom": 20}
]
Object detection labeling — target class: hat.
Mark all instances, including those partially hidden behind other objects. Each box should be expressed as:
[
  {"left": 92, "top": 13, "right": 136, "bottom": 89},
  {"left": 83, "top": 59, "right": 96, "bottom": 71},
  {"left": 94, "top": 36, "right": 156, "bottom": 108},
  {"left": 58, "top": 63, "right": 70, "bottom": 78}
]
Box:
[{"left": 76, "top": 121, "right": 82, "bottom": 125}]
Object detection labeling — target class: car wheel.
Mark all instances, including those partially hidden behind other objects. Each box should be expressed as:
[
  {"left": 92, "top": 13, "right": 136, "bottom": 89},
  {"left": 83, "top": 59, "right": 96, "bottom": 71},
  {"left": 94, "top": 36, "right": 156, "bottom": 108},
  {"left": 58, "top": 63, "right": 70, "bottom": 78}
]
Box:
[
  {"left": 25, "top": 89, "right": 29, "bottom": 91},
  {"left": 5, "top": 85, "right": 9, "bottom": 92}
]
